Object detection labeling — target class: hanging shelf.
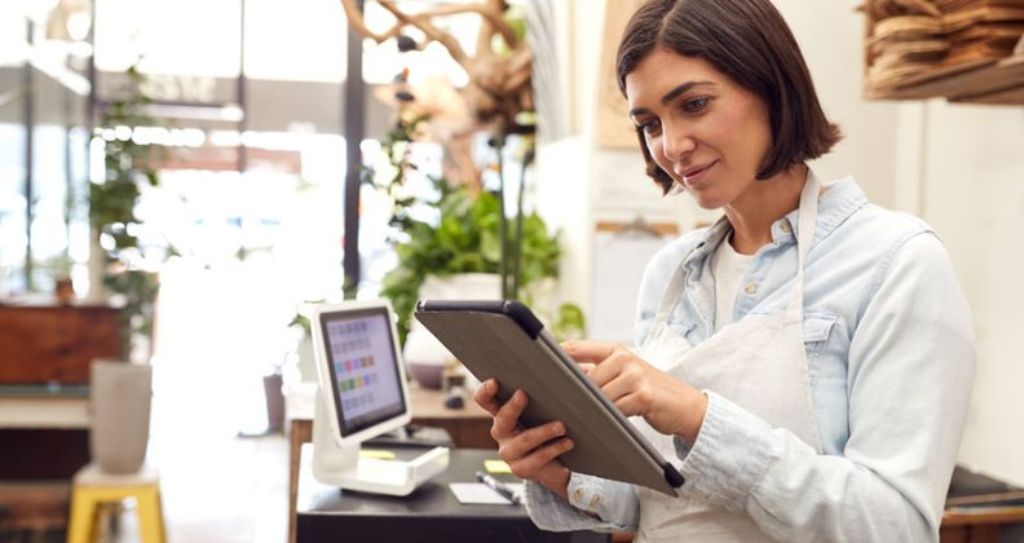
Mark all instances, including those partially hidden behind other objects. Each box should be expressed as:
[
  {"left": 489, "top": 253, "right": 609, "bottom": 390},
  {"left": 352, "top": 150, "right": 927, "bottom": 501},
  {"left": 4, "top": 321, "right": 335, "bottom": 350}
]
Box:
[{"left": 862, "top": 1, "right": 1024, "bottom": 105}]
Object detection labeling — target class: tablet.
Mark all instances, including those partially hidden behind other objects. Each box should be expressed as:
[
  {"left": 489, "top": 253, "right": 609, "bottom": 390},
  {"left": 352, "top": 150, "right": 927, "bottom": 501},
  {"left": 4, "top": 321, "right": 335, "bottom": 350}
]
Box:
[{"left": 414, "top": 300, "right": 684, "bottom": 495}]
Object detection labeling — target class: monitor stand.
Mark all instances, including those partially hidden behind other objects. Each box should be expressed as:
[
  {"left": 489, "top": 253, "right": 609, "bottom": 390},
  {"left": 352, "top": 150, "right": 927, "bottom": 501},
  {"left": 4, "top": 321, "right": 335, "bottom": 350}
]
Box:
[{"left": 311, "top": 394, "right": 450, "bottom": 496}]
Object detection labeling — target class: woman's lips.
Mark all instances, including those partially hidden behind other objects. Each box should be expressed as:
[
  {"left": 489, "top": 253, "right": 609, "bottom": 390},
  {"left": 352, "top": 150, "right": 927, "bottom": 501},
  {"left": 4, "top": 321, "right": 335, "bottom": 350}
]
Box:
[{"left": 681, "top": 160, "right": 717, "bottom": 187}]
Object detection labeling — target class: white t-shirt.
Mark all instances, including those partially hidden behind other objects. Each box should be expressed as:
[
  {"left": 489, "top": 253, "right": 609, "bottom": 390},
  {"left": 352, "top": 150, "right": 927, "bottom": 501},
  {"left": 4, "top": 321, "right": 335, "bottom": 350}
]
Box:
[{"left": 710, "top": 235, "right": 756, "bottom": 333}]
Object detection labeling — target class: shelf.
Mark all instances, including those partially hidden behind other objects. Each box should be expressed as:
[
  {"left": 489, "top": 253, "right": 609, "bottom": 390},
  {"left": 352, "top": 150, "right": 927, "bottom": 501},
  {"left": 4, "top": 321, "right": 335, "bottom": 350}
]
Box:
[
  {"left": 862, "top": 1, "right": 1024, "bottom": 106},
  {"left": 869, "top": 52, "right": 1024, "bottom": 103}
]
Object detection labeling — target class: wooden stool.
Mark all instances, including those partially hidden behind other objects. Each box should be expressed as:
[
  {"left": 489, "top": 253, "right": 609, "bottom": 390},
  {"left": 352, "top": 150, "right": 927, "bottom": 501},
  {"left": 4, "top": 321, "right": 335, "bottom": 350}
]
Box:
[{"left": 67, "top": 463, "right": 166, "bottom": 543}]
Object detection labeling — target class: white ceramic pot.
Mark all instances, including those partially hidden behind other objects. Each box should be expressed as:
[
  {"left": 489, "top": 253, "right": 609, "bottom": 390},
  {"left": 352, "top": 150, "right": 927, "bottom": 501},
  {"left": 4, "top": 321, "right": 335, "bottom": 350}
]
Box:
[
  {"left": 90, "top": 360, "right": 152, "bottom": 474},
  {"left": 404, "top": 273, "right": 500, "bottom": 389}
]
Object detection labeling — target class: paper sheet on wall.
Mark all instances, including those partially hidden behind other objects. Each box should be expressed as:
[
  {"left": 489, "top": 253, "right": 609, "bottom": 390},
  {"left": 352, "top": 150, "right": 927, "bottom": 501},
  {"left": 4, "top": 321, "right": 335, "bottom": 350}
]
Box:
[{"left": 591, "top": 230, "right": 675, "bottom": 345}]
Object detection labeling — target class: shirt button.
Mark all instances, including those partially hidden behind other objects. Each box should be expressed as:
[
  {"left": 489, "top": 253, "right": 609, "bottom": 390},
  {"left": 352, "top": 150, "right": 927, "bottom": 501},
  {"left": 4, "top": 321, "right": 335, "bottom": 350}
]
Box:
[
  {"left": 744, "top": 282, "right": 758, "bottom": 295},
  {"left": 780, "top": 221, "right": 792, "bottom": 234},
  {"left": 573, "top": 488, "right": 584, "bottom": 502}
]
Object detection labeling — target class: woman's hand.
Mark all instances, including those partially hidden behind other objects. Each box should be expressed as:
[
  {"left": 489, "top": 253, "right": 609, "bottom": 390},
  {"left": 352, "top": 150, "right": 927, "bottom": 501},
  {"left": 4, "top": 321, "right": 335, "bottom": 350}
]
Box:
[
  {"left": 473, "top": 379, "right": 575, "bottom": 499},
  {"left": 563, "top": 340, "right": 708, "bottom": 443}
]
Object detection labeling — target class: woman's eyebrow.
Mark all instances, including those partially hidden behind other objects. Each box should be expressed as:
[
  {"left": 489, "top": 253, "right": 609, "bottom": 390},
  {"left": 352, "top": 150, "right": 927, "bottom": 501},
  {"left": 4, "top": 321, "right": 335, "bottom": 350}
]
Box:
[
  {"left": 628, "top": 80, "right": 715, "bottom": 117},
  {"left": 660, "top": 81, "right": 715, "bottom": 105}
]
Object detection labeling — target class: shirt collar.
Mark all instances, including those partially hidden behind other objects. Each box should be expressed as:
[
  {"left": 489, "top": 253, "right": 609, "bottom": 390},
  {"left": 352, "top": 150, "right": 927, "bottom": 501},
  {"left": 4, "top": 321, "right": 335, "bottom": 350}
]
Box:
[
  {"left": 781, "top": 174, "right": 868, "bottom": 244},
  {"left": 681, "top": 172, "right": 869, "bottom": 270}
]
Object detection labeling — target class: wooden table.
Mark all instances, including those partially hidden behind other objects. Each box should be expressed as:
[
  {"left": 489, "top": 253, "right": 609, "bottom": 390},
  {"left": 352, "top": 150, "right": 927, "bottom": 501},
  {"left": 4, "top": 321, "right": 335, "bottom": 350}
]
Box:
[
  {"left": 0, "top": 387, "right": 91, "bottom": 480},
  {"left": 940, "top": 508, "right": 1024, "bottom": 542},
  {"left": 0, "top": 302, "right": 118, "bottom": 481},
  {"left": 0, "top": 303, "right": 121, "bottom": 385},
  {"left": 286, "top": 383, "right": 494, "bottom": 543}
]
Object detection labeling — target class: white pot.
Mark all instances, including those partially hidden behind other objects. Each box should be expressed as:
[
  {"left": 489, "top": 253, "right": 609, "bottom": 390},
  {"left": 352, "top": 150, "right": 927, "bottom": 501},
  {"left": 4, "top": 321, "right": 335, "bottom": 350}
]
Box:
[
  {"left": 90, "top": 360, "right": 152, "bottom": 474},
  {"left": 404, "top": 273, "right": 500, "bottom": 389},
  {"left": 419, "top": 273, "right": 502, "bottom": 301},
  {"left": 85, "top": 228, "right": 109, "bottom": 303}
]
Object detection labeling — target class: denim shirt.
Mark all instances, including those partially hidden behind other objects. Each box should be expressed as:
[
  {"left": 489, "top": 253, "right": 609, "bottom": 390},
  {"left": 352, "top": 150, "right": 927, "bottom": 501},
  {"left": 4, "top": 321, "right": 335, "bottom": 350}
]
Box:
[{"left": 524, "top": 177, "right": 976, "bottom": 542}]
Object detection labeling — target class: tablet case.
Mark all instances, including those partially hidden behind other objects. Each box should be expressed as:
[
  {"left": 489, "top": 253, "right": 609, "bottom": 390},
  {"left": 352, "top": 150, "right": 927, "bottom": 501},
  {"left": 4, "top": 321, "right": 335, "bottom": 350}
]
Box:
[{"left": 414, "top": 300, "right": 684, "bottom": 496}]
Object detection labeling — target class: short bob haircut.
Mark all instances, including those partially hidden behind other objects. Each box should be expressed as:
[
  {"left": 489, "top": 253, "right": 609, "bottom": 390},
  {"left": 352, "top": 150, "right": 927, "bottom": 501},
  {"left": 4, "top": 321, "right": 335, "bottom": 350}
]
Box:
[{"left": 616, "top": 0, "right": 842, "bottom": 194}]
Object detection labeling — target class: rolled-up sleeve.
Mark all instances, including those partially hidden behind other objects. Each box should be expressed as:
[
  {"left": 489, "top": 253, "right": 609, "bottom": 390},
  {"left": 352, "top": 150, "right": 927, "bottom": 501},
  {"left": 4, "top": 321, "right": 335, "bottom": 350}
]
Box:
[
  {"left": 672, "top": 232, "right": 975, "bottom": 541},
  {"left": 525, "top": 473, "right": 639, "bottom": 532}
]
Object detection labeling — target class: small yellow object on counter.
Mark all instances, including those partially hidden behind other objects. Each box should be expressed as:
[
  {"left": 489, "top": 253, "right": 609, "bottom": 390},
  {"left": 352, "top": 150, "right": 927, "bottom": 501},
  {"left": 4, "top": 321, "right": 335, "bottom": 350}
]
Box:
[{"left": 485, "top": 459, "right": 512, "bottom": 474}]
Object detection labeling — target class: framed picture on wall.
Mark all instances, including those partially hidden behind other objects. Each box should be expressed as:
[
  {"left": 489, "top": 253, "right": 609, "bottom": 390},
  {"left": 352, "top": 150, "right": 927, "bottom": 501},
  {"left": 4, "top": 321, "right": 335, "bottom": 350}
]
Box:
[{"left": 596, "top": 0, "right": 646, "bottom": 149}]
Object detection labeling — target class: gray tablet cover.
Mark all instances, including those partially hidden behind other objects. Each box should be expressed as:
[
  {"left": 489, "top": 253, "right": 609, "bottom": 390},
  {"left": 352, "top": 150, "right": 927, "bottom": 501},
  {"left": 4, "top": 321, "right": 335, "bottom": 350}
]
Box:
[{"left": 414, "top": 309, "right": 679, "bottom": 495}]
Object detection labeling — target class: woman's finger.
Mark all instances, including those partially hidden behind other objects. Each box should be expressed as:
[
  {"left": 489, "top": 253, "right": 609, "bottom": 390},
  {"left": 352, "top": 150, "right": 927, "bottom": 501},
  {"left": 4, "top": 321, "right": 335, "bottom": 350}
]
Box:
[
  {"left": 491, "top": 389, "right": 528, "bottom": 440},
  {"left": 473, "top": 379, "right": 501, "bottom": 416},
  {"left": 498, "top": 420, "right": 566, "bottom": 461},
  {"left": 562, "top": 340, "right": 622, "bottom": 364},
  {"left": 600, "top": 371, "right": 639, "bottom": 404},
  {"left": 509, "top": 437, "right": 575, "bottom": 479},
  {"left": 588, "top": 350, "right": 632, "bottom": 387},
  {"left": 614, "top": 390, "right": 654, "bottom": 418}
]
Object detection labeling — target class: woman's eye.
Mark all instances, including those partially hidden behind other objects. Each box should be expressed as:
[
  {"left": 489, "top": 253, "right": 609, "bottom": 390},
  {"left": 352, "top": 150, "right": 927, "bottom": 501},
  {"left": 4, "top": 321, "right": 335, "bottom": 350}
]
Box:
[
  {"left": 682, "top": 97, "right": 709, "bottom": 113},
  {"left": 639, "top": 119, "right": 661, "bottom": 134}
]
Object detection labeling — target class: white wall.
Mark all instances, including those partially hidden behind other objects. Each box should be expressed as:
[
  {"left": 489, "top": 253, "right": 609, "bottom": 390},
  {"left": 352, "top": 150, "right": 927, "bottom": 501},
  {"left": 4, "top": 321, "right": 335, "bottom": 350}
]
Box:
[
  {"left": 774, "top": 0, "right": 903, "bottom": 204},
  {"left": 915, "top": 102, "right": 1024, "bottom": 486}
]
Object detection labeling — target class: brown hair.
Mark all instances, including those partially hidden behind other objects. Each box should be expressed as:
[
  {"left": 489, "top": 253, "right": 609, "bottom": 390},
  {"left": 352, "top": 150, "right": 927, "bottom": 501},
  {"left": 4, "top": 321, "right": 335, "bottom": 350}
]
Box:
[{"left": 616, "top": 0, "right": 842, "bottom": 194}]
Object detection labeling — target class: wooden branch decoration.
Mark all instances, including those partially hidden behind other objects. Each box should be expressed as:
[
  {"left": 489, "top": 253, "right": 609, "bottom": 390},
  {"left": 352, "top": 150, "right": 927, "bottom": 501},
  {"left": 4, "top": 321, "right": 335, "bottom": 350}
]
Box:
[{"left": 339, "top": 0, "right": 533, "bottom": 127}]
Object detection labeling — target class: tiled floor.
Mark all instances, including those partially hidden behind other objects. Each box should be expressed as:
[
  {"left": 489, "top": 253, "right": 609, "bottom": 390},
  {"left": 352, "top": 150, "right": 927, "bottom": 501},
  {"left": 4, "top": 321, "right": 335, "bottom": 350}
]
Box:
[{"left": 151, "top": 433, "right": 287, "bottom": 543}]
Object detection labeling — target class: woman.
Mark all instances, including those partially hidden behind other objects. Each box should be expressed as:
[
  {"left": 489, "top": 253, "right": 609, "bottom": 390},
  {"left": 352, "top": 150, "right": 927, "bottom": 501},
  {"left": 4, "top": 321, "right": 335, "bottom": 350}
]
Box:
[{"left": 474, "top": 0, "right": 975, "bottom": 541}]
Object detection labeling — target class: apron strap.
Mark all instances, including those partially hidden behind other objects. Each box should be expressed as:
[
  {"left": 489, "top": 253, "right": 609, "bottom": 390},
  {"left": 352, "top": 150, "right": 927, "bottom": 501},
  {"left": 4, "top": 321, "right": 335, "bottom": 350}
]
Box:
[{"left": 786, "top": 171, "right": 821, "bottom": 316}]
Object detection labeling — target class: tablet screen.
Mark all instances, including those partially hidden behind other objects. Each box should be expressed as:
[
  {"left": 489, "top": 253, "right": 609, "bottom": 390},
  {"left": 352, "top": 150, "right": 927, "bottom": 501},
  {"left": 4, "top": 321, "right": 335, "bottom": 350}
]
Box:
[{"left": 319, "top": 307, "right": 406, "bottom": 436}]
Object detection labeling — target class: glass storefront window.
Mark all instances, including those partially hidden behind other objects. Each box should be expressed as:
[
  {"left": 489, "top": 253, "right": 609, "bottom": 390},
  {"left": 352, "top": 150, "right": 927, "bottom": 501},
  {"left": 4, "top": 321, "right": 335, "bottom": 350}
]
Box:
[
  {"left": 0, "top": 4, "right": 27, "bottom": 295},
  {"left": 95, "top": 0, "right": 242, "bottom": 77},
  {"left": 0, "top": 3, "right": 27, "bottom": 68},
  {"left": 0, "top": 123, "right": 27, "bottom": 295},
  {"left": 244, "top": 0, "right": 346, "bottom": 83}
]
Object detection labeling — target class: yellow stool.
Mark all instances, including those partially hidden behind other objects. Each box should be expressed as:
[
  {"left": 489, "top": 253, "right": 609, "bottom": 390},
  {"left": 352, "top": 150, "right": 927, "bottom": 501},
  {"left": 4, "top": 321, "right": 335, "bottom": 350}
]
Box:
[{"left": 67, "top": 463, "right": 166, "bottom": 543}]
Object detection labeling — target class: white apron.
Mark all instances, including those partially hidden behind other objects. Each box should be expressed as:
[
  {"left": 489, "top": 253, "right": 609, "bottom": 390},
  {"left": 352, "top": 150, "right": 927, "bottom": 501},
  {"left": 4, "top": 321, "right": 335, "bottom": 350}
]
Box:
[{"left": 633, "top": 174, "right": 824, "bottom": 543}]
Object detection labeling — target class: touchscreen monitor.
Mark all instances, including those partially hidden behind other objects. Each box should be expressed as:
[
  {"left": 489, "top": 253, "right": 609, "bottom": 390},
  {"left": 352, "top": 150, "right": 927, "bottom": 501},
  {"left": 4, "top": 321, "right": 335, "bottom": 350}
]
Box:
[{"left": 317, "top": 306, "right": 407, "bottom": 437}]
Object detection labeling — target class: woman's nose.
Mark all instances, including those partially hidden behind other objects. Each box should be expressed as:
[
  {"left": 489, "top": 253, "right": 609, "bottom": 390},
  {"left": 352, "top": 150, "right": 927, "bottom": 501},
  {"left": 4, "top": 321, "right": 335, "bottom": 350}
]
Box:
[{"left": 662, "top": 123, "right": 696, "bottom": 163}]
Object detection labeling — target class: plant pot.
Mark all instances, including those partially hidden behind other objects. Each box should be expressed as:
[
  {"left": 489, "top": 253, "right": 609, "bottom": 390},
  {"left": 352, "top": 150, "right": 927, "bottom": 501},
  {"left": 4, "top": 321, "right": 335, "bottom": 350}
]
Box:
[
  {"left": 55, "top": 277, "right": 75, "bottom": 305},
  {"left": 85, "top": 229, "right": 108, "bottom": 303},
  {"left": 404, "top": 273, "right": 500, "bottom": 389},
  {"left": 263, "top": 372, "right": 285, "bottom": 432},
  {"left": 90, "top": 360, "right": 152, "bottom": 474}
]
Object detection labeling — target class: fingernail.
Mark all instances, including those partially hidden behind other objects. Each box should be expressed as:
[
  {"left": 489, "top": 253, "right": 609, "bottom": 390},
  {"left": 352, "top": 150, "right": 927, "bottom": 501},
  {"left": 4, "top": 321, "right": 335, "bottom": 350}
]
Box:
[
  {"left": 553, "top": 423, "right": 565, "bottom": 434},
  {"left": 563, "top": 439, "right": 574, "bottom": 451}
]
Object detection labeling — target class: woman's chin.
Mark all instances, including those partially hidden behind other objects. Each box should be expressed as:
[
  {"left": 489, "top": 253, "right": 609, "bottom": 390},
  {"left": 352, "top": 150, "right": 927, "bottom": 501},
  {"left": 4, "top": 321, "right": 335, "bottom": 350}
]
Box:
[{"left": 690, "top": 191, "right": 728, "bottom": 211}]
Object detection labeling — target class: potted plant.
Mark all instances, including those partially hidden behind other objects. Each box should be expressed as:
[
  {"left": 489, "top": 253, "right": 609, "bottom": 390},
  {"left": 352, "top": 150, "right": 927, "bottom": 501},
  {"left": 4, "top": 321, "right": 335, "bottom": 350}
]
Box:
[
  {"left": 89, "top": 65, "right": 169, "bottom": 361},
  {"left": 343, "top": 2, "right": 585, "bottom": 387},
  {"left": 87, "top": 65, "right": 167, "bottom": 472},
  {"left": 39, "top": 254, "right": 75, "bottom": 304},
  {"left": 376, "top": 166, "right": 584, "bottom": 389}
]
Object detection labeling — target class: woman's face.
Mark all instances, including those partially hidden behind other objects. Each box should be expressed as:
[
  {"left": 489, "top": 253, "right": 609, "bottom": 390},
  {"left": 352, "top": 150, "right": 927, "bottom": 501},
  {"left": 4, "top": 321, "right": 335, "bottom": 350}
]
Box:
[{"left": 624, "top": 47, "right": 773, "bottom": 210}]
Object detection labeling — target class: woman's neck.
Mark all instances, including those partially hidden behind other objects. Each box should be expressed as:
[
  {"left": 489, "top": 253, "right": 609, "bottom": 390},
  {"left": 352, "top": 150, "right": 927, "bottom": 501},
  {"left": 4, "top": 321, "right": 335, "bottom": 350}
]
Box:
[{"left": 723, "top": 164, "right": 808, "bottom": 255}]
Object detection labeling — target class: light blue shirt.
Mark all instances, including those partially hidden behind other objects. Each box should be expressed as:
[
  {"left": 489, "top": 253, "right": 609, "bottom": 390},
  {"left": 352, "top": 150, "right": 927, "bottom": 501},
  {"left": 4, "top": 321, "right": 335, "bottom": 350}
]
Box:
[{"left": 524, "top": 177, "right": 975, "bottom": 541}]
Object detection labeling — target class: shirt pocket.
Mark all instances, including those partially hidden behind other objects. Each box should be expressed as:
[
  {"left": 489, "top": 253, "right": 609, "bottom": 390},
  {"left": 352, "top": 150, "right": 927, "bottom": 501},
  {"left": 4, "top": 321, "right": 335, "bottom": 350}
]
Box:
[{"left": 803, "top": 314, "right": 838, "bottom": 356}]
